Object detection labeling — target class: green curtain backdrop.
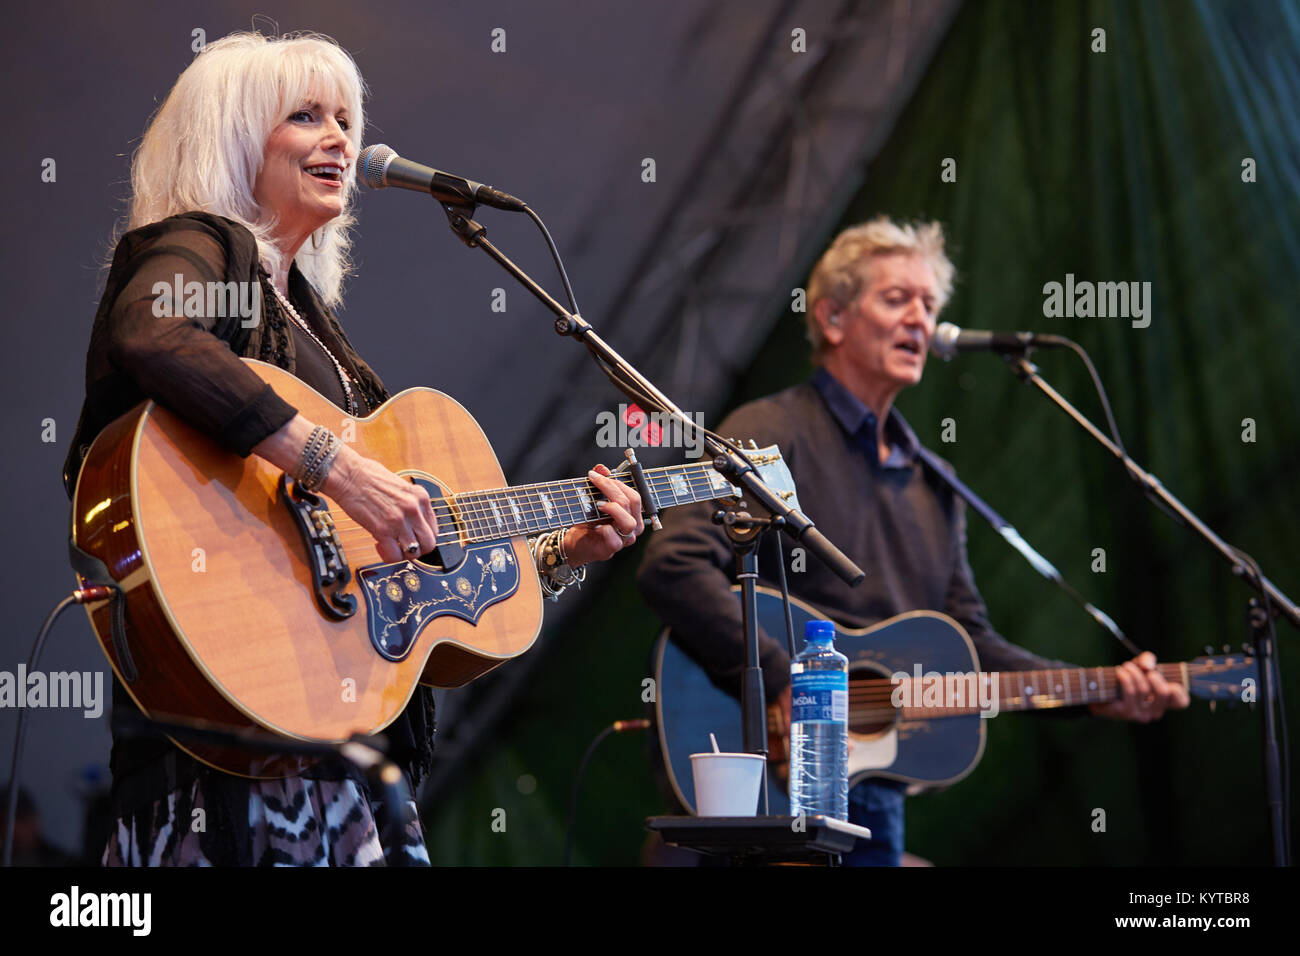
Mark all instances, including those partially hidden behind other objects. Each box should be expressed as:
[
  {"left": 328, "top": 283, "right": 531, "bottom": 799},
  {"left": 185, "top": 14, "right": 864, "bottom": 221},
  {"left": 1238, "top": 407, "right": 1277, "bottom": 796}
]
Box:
[{"left": 427, "top": 0, "right": 1300, "bottom": 865}]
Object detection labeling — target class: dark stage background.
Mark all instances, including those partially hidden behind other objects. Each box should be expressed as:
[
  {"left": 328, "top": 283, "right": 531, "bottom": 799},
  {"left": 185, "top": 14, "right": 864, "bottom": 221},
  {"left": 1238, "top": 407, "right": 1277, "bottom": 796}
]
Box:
[{"left": 2, "top": 0, "right": 1297, "bottom": 866}]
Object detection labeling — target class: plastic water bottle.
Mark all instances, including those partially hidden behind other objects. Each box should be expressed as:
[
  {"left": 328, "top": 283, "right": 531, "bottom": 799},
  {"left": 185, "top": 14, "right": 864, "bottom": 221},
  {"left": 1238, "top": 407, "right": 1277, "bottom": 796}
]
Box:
[{"left": 788, "top": 619, "right": 849, "bottom": 820}]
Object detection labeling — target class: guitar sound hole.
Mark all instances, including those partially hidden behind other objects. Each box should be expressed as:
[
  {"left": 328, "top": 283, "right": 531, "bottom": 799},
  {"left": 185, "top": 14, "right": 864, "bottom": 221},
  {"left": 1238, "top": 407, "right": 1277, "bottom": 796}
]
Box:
[
  {"left": 848, "top": 669, "right": 897, "bottom": 737},
  {"left": 413, "top": 536, "right": 462, "bottom": 571},
  {"left": 404, "top": 474, "right": 464, "bottom": 571}
]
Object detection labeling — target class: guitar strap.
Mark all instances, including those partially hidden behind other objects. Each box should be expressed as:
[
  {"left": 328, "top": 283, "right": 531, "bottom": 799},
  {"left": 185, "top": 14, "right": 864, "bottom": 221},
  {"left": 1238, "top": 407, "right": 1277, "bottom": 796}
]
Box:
[
  {"left": 915, "top": 447, "right": 1021, "bottom": 539},
  {"left": 67, "top": 528, "right": 138, "bottom": 683},
  {"left": 914, "top": 446, "right": 1135, "bottom": 652}
]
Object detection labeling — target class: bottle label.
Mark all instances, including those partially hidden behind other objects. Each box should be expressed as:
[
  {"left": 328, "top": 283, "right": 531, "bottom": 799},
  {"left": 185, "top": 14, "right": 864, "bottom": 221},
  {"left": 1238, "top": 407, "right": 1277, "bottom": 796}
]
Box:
[{"left": 790, "top": 671, "right": 848, "bottom": 724}]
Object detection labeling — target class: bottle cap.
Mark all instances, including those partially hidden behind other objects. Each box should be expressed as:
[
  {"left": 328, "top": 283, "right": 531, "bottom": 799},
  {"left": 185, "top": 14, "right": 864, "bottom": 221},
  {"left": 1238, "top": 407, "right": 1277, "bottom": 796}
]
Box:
[{"left": 804, "top": 619, "right": 835, "bottom": 641}]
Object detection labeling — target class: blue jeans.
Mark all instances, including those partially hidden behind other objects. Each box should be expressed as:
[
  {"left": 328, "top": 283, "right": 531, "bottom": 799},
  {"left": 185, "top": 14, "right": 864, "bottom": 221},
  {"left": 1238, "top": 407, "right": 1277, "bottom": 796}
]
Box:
[{"left": 843, "top": 779, "right": 907, "bottom": 866}]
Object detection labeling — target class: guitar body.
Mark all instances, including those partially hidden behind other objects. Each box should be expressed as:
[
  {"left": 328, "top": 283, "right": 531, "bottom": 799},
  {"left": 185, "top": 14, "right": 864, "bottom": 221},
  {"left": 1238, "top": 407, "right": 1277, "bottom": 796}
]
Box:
[
  {"left": 73, "top": 359, "right": 543, "bottom": 777},
  {"left": 654, "top": 587, "right": 985, "bottom": 815}
]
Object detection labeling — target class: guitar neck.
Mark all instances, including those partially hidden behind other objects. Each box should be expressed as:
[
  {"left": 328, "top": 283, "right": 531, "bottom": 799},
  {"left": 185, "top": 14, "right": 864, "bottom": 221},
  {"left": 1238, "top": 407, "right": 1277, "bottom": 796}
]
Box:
[
  {"left": 444, "top": 462, "right": 738, "bottom": 542},
  {"left": 892, "top": 661, "right": 1196, "bottom": 718}
]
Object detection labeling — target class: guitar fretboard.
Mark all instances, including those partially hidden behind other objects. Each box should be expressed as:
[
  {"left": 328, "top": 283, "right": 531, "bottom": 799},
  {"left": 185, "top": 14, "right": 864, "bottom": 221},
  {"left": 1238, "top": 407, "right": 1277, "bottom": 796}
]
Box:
[
  {"left": 438, "top": 462, "right": 737, "bottom": 542},
  {"left": 874, "top": 662, "right": 1196, "bottom": 719}
]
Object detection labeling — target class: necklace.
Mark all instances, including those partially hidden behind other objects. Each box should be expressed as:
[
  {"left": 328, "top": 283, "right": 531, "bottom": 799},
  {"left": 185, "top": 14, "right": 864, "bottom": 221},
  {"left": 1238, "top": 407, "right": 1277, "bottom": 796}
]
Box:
[{"left": 267, "top": 279, "right": 358, "bottom": 416}]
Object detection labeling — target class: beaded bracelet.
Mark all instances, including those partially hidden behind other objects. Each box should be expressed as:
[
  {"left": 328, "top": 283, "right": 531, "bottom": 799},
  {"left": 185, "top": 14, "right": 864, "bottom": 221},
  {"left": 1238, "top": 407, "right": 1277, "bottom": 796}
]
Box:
[
  {"left": 295, "top": 426, "right": 329, "bottom": 488},
  {"left": 301, "top": 434, "right": 342, "bottom": 492},
  {"left": 531, "top": 529, "right": 586, "bottom": 601},
  {"left": 295, "top": 426, "right": 341, "bottom": 493}
]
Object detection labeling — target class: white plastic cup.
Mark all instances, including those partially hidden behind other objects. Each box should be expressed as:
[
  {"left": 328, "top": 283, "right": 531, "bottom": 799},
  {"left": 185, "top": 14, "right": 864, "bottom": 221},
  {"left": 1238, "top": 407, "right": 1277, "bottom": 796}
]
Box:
[{"left": 690, "top": 752, "right": 766, "bottom": 816}]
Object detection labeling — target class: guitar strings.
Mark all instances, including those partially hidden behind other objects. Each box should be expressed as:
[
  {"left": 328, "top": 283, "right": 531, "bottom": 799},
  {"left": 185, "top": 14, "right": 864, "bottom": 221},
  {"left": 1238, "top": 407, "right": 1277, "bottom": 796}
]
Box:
[
  {"left": 842, "top": 662, "right": 1203, "bottom": 707},
  {"left": 323, "top": 464, "right": 741, "bottom": 545},
  {"left": 820, "top": 663, "right": 1219, "bottom": 722},
  {"left": 844, "top": 664, "right": 1189, "bottom": 698},
  {"left": 325, "top": 476, "right": 703, "bottom": 544},
  {"left": 325, "top": 464, "right": 725, "bottom": 532}
]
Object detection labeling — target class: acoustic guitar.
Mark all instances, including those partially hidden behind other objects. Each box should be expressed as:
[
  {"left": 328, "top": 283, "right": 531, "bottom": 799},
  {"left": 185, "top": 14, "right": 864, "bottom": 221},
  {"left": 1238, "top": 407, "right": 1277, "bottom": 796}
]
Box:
[
  {"left": 72, "top": 358, "right": 795, "bottom": 777},
  {"left": 655, "top": 587, "right": 1258, "bottom": 814}
]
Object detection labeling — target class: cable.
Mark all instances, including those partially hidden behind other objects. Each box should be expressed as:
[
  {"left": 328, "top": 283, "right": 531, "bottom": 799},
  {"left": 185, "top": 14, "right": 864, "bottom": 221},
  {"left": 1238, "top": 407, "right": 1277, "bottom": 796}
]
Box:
[
  {"left": 563, "top": 718, "right": 650, "bottom": 866},
  {"left": 1061, "top": 337, "right": 1128, "bottom": 464},
  {"left": 4, "top": 594, "right": 79, "bottom": 867},
  {"left": 771, "top": 529, "right": 798, "bottom": 660},
  {"left": 518, "top": 203, "right": 752, "bottom": 464},
  {"left": 517, "top": 204, "right": 759, "bottom": 475},
  {"left": 1041, "top": 339, "right": 1290, "bottom": 864},
  {"left": 590, "top": 350, "right": 748, "bottom": 458},
  {"left": 522, "top": 204, "right": 580, "bottom": 318}
]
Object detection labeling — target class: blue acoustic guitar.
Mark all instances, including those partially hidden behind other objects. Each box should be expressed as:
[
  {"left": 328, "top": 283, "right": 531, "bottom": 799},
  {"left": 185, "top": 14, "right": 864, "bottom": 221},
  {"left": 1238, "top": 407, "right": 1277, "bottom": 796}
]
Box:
[{"left": 653, "top": 586, "right": 1258, "bottom": 814}]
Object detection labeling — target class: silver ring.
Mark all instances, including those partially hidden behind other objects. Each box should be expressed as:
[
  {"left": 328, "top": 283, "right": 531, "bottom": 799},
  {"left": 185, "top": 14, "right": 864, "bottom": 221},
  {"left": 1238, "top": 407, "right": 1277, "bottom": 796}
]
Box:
[
  {"left": 618, "top": 528, "right": 636, "bottom": 542},
  {"left": 406, "top": 542, "right": 420, "bottom": 555}
]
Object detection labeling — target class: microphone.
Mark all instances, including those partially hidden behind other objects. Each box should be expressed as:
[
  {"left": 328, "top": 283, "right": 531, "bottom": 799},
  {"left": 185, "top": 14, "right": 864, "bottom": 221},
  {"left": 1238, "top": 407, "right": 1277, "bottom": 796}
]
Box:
[
  {"left": 358, "top": 144, "right": 527, "bottom": 211},
  {"left": 929, "top": 322, "right": 1069, "bottom": 361}
]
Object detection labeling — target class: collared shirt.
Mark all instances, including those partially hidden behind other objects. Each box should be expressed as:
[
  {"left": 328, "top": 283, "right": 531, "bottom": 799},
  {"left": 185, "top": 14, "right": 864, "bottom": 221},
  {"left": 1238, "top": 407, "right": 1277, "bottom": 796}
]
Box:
[
  {"left": 810, "top": 366, "right": 918, "bottom": 470},
  {"left": 638, "top": 367, "right": 1071, "bottom": 700}
]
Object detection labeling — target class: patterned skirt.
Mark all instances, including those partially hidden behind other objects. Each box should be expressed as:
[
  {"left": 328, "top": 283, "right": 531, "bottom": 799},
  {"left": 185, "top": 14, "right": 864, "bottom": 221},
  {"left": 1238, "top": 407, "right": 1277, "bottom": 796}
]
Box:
[{"left": 102, "top": 774, "right": 430, "bottom": 867}]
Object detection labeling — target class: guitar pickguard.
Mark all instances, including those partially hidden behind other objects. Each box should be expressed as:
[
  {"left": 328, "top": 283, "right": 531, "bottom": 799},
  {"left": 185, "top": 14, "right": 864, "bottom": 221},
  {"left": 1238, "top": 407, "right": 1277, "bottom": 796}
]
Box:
[
  {"left": 358, "top": 542, "right": 520, "bottom": 661},
  {"left": 90, "top": 361, "right": 800, "bottom": 777}
]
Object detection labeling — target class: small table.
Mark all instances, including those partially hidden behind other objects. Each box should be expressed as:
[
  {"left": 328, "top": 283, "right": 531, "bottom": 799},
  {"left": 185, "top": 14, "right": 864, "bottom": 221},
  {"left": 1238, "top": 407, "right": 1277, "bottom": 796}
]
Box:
[{"left": 645, "top": 815, "right": 872, "bottom": 866}]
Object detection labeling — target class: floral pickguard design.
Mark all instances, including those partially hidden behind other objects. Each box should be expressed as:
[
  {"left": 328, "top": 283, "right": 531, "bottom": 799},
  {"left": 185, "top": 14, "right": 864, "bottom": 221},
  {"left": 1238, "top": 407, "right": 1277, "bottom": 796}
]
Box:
[{"left": 359, "top": 543, "right": 519, "bottom": 661}]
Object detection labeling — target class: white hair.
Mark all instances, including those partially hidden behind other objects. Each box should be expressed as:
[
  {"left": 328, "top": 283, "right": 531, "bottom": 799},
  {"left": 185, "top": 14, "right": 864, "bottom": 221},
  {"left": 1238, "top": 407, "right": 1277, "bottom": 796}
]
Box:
[
  {"left": 805, "top": 216, "right": 955, "bottom": 357},
  {"left": 125, "top": 31, "right": 367, "bottom": 307}
]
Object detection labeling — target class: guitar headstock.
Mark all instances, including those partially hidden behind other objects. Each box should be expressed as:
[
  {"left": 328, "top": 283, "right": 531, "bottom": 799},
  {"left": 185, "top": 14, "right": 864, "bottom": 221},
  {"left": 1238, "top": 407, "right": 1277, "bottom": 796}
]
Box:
[
  {"left": 1186, "top": 654, "right": 1258, "bottom": 705},
  {"left": 727, "top": 442, "right": 800, "bottom": 512}
]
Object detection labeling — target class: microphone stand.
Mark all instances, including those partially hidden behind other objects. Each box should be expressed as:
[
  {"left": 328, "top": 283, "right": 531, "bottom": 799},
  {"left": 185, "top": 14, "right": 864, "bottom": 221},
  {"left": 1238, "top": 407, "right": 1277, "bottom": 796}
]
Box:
[
  {"left": 437, "top": 202, "right": 865, "bottom": 847},
  {"left": 1006, "top": 354, "right": 1294, "bottom": 866},
  {"left": 438, "top": 203, "right": 859, "bottom": 578},
  {"left": 711, "top": 506, "right": 786, "bottom": 816}
]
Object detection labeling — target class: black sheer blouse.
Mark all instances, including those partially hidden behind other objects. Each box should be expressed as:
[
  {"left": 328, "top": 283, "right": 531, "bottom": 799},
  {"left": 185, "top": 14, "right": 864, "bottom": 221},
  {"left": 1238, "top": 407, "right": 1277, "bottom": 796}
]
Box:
[{"left": 64, "top": 212, "right": 435, "bottom": 821}]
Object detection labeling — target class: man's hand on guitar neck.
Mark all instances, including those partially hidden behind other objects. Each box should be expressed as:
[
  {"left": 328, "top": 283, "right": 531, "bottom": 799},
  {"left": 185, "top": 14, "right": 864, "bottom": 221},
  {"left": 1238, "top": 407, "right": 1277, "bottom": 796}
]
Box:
[{"left": 1088, "top": 651, "right": 1190, "bottom": 723}]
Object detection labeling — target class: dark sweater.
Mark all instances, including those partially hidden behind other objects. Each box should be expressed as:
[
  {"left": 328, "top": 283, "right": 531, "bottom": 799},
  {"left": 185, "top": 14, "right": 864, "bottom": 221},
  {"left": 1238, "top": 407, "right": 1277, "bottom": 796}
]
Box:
[{"left": 637, "top": 368, "right": 1074, "bottom": 702}]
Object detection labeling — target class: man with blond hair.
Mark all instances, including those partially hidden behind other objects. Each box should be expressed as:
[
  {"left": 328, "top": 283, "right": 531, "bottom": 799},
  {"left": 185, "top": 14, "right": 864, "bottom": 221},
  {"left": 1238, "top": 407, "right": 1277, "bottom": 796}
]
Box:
[{"left": 637, "top": 216, "right": 1186, "bottom": 865}]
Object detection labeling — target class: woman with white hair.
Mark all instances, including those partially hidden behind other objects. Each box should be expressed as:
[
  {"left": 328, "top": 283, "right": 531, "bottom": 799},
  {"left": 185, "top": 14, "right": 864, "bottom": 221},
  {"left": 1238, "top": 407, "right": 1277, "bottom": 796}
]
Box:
[{"left": 64, "top": 30, "right": 643, "bottom": 866}]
